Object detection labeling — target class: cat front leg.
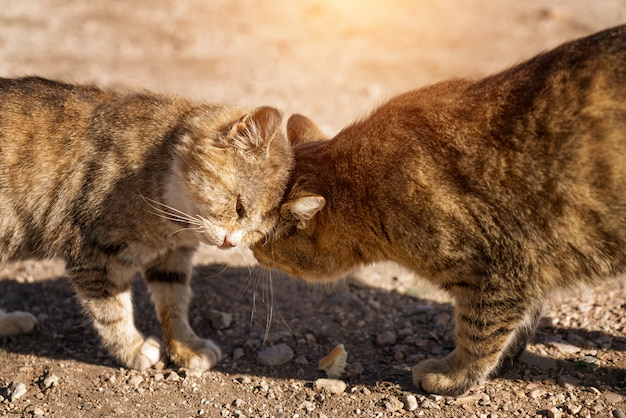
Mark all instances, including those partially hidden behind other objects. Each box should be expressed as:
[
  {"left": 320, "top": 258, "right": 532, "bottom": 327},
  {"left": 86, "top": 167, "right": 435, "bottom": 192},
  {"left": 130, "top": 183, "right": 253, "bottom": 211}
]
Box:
[
  {"left": 413, "top": 290, "right": 541, "bottom": 396},
  {"left": 69, "top": 264, "right": 165, "bottom": 370},
  {"left": 145, "top": 247, "right": 222, "bottom": 373}
]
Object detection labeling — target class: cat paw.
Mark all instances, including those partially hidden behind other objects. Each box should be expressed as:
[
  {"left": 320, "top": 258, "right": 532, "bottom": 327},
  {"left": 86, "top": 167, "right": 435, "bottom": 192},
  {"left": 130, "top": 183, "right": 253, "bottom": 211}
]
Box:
[
  {"left": 412, "top": 355, "right": 478, "bottom": 396},
  {"left": 128, "top": 336, "right": 166, "bottom": 371},
  {"left": 0, "top": 311, "right": 37, "bottom": 336},
  {"left": 173, "top": 338, "right": 222, "bottom": 374}
]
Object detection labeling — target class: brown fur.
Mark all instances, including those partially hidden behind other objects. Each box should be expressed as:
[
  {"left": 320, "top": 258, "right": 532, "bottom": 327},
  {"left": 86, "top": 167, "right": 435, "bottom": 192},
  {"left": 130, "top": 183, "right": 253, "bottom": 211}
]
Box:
[
  {"left": 0, "top": 76, "right": 293, "bottom": 371},
  {"left": 252, "top": 25, "right": 626, "bottom": 395}
]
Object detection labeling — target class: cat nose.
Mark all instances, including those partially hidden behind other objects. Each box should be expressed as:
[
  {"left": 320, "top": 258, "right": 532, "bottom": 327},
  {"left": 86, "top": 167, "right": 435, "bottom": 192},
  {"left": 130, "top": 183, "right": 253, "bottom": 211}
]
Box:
[{"left": 219, "top": 237, "right": 235, "bottom": 248}]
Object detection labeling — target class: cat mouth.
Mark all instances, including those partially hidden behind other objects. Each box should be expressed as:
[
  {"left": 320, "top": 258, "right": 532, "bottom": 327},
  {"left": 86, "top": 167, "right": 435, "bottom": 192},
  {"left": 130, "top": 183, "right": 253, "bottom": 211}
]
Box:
[{"left": 217, "top": 237, "right": 236, "bottom": 250}]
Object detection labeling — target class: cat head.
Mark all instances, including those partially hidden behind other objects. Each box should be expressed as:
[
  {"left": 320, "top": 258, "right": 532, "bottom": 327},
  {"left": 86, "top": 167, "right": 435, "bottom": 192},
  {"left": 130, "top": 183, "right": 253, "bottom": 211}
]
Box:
[
  {"left": 252, "top": 114, "right": 361, "bottom": 281},
  {"left": 164, "top": 105, "right": 293, "bottom": 249}
]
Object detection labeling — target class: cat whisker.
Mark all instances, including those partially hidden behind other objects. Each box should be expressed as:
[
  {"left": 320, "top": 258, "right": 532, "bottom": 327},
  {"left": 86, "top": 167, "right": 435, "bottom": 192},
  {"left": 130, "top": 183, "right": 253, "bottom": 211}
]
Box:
[
  {"left": 167, "top": 225, "right": 204, "bottom": 237},
  {"left": 139, "top": 194, "right": 201, "bottom": 225},
  {"left": 267, "top": 270, "right": 296, "bottom": 338}
]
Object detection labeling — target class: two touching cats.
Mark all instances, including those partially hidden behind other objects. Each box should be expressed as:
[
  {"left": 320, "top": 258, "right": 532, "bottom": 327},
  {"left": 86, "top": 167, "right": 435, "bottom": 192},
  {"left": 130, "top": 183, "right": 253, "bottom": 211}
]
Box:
[{"left": 1, "top": 25, "right": 624, "bottom": 396}]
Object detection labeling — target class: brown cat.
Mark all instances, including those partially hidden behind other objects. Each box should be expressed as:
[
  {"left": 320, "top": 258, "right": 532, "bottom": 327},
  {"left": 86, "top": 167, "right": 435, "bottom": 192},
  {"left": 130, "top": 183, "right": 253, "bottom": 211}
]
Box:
[
  {"left": 0, "top": 77, "right": 293, "bottom": 372},
  {"left": 252, "top": 25, "right": 626, "bottom": 395}
]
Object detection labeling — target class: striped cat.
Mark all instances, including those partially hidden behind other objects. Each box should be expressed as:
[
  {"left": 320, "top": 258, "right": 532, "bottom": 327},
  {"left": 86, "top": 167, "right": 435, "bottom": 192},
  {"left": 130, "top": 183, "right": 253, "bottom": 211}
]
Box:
[
  {"left": 0, "top": 77, "right": 293, "bottom": 372},
  {"left": 253, "top": 25, "right": 626, "bottom": 395}
]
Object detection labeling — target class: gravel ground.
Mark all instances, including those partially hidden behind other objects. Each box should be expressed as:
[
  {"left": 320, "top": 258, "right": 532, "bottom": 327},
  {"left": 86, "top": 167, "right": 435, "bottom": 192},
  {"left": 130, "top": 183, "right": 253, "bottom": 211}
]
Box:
[{"left": 1, "top": 1, "right": 625, "bottom": 417}]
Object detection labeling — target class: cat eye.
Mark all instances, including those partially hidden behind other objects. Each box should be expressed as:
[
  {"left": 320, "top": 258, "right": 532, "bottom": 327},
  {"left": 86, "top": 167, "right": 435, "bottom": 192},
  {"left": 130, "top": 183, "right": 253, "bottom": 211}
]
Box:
[{"left": 236, "top": 198, "right": 246, "bottom": 220}]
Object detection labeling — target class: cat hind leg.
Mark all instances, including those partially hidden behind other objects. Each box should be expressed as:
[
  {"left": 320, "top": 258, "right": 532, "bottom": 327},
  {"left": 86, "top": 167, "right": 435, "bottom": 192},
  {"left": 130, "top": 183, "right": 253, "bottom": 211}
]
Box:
[
  {"left": 70, "top": 265, "right": 165, "bottom": 370},
  {"left": 413, "top": 290, "right": 541, "bottom": 396}
]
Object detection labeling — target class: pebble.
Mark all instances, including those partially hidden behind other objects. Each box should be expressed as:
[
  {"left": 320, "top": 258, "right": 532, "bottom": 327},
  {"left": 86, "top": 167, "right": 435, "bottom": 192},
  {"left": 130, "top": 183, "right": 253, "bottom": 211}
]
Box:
[
  {"left": 547, "top": 407, "right": 563, "bottom": 418},
  {"left": 32, "top": 407, "right": 45, "bottom": 416},
  {"left": 42, "top": 374, "right": 59, "bottom": 389},
  {"left": 613, "top": 409, "right": 626, "bottom": 418},
  {"left": 293, "top": 355, "right": 308, "bottom": 365},
  {"left": 7, "top": 381, "right": 27, "bottom": 401},
  {"left": 376, "top": 331, "right": 397, "bottom": 346},
  {"left": 298, "top": 401, "right": 315, "bottom": 412},
  {"left": 606, "top": 392, "right": 625, "bottom": 404},
  {"left": 420, "top": 398, "right": 440, "bottom": 409},
  {"left": 453, "top": 393, "right": 483, "bottom": 405},
  {"left": 565, "top": 404, "right": 582, "bottom": 414},
  {"left": 313, "top": 378, "right": 346, "bottom": 394},
  {"left": 345, "top": 362, "right": 364, "bottom": 376},
  {"left": 127, "top": 375, "right": 144, "bottom": 387},
  {"left": 209, "top": 310, "right": 233, "bottom": 330},
  {"left": 403, "top": 394, "right": 418, "bottom": 411},
  {"left": 547, "top": 341, "right": 580, "bottom": 355},
  {"left": 519, "top": 351, "right": 557, "bottom": 371},
  {"left": 384, "top": 396, "right": 404, "bottom": 412},
  {"left": 579, "top": 355, "right": 601, "bottom": 366},
  {"left": 557, "top": 374, "right": 581, "bottom": 389},
  {"left": 232, "top": 347, "right": 245, "bottom": 360},
  {"left": 166, "top": 371, "right": 180, "bottom": 381},
  {"left": 256, "top": 343, "right": 294, "bottom": 366}
]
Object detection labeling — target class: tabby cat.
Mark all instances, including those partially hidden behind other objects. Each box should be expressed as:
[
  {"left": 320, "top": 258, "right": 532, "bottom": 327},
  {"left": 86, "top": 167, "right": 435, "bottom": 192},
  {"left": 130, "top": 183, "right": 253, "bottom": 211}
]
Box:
[
  {"left": 0, "top": 77, "right": 293, "bottom": 372},
  {"left": 253, "top": 25, "right": 626, "bottom": 395}
]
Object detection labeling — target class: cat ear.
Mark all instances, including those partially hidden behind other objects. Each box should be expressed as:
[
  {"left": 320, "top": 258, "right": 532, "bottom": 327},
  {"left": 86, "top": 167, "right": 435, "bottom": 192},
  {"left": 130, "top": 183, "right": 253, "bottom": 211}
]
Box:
[
  {"left": 228, "top": 106, "right": 283, "bottom": 151},
  {"left": 287, "top": 114, "right": 327, "bottom": 146},
  {"left": 281, "top": 194, "right": 326, "bottom": 230}
]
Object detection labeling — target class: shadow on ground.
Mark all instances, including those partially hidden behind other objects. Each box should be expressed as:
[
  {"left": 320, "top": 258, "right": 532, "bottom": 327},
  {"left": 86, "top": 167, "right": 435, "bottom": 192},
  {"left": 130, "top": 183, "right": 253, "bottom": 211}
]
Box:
[{"left": 1, "top": 262, "right": 625, "bottom": 395}]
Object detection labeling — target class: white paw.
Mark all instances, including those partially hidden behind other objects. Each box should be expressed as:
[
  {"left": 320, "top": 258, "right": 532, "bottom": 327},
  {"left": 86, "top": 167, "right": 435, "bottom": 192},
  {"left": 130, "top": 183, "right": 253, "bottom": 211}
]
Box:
[
  {"left": 0, "top": 311, "right": 37, "bottom": 337},
  {"left": 184, "top": 339, "right": 222, "bottom": 374},
  {"left": 129, "top": 336, "right": 166, "bottom": 371}
]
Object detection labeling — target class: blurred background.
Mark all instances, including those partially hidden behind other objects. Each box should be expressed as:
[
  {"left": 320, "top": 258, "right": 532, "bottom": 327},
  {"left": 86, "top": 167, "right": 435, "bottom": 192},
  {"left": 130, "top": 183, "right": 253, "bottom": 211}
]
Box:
[
  {"left": 0, "top": 0, "right": 625, "bottom": 276},
  {"left": 1, "top": 0, "right": 624, "bottom": 137}
]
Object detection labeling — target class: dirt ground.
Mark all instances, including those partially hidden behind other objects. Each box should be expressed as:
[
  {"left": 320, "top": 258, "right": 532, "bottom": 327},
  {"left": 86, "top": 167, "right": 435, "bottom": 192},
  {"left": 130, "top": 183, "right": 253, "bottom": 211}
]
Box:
[{"left": 1, "top": 1, "right": 626, "bottom": 417}]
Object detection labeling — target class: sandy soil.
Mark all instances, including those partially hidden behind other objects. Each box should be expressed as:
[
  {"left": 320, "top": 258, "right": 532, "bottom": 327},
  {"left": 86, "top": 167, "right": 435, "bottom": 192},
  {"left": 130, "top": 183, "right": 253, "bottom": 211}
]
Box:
[{"left": 1, "top": 1, "right": 626, "bottom": 417}]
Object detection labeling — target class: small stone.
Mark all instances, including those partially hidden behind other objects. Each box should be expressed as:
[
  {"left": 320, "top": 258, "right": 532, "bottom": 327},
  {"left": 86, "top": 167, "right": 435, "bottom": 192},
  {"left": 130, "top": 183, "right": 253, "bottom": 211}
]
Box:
[
  {"left": 376, "top": 331, "right": 397, "bottom": 346},
  {"left": 566, "top": 404, "right": 582, "bottom": 415},
  {"left": 420, "top": 398, "right": 440, "bottom": 409},
  {"left": 298, "top": 400, "right": 315, "bottom": 412},
  {"left": 384, "top": 395, "right": 404, "bottom": 412},
  {"left": 32, "top": 407, "right": 45, "bottom": 416},
  {"left": 403, "top": 394, "right": 419, "bottom": 411},
  {"left": 80, "top": 402, "right": 94, "bottom": 411},
  {"left": 294, "top": 355, "right": 308, "bottom": 365},
  {"left": 166, "top": 371, "right": 180, "bottom": 381},
  {"left": 256, "top": 343, "right": 294, "bottom": 366},
  {"left": 547, "top": 407, "right": 563, "bottom": 418},
  {"left": 547, "top": 341, "right": 580, "bottom": 355},
  {"left": 558, "top": 374, "right": 581, "bottom": 389},
  {"left": 453, "top": 393, "right": 483, "bottom": 405},
  {"left": 153, "top": 373, "right": 164, "bottom": 382},
  {"left": 519, "top": 351, "right": 557, "bottom": 370},
  {"left": 606, "top": 392, "right": 625, "bottom": 404},
  {"left": 127, "top": 375, "right": 144, "bottom": 387},
  {"left": 42, "top": 374, "right": 59, "bottom": 389},
  {"left": 528, "top": 387, "right": 545, "bottom": 399},
  {"left": 613, "top": 409, "right": 626, "bottom": 418},
  {"left": 7, "top": 382, "right": 27, "bottom": 401},
  {"left": 235, "top": 376, "right": 252, "bottom": 385},
  {"left": 345, "top": 362, "right": 364, "bottom": 376},
  {"left": 209, "top": 310, "right": 233, "bottom": 330},
  {"left": 578, "top": 355, "right": 601, "bottom": 366},
  {"left": 232, "top": 348, "right": 245, "bottom": 360},
  {"left": 313, "top": 378, "right": 346, "bottom": 394}
]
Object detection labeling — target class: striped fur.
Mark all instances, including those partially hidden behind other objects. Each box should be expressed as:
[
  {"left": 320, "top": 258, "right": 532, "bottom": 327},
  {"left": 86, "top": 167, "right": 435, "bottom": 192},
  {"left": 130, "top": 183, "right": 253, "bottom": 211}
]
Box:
[
  {"left": 253, "top": 25, "right": 626, "bottom": 395},
  {"left": 0, "top": 77, "right": 293, "bottom": 372}
]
